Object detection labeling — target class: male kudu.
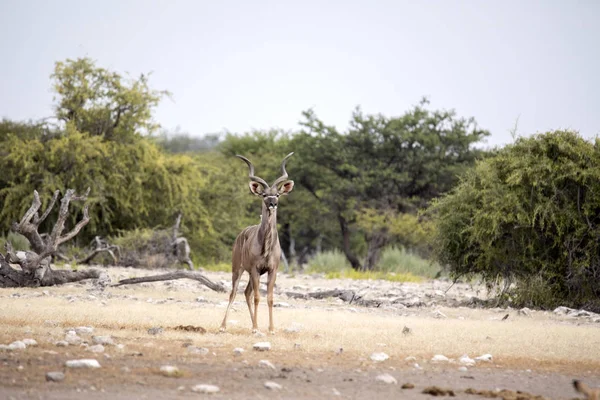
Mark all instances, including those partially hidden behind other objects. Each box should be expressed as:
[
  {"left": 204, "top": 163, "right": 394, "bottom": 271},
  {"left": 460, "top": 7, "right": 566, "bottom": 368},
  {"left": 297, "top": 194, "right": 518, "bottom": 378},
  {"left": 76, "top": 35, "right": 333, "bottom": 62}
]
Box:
[{"left": 220, "top": 152, "right": 294, "bottom": 334}]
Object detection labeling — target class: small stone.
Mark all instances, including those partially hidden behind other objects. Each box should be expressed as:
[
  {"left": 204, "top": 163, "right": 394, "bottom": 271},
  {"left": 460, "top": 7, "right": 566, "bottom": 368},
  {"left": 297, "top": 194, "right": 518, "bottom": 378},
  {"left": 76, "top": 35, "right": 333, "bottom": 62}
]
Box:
[
  {"left": 432, "top": 310, "right": 447, "bottom": 319},
  {"left": 187, "top": 346, "right": 209, "bottom": 355},
  {"left": 458, "top": 366, "right": 468, "bottom": 372},
  {"left": 92, "top": 336, "right": 114, "bottom": 345},
  {"left": 332, "top": 388, "right": 342, "bottom": 396},
  {"left": 258, "top": 360, "right": 276, "bottom": 370},
  {"left": 404, "top": 356, "right": 417, "bottom": 361},
  {"left": 8, "top": 341, "right": 26, "bottom": 350},
  {"left": 46, "top": 371, "right": 65, "bottom": 382},
  {"left": 431, "top": 354, "right": 449, "bottom": 362},
  {"left": 254, "top": 331, "right": 266, "bottom": 338},
  {"left": 375, "top": 373, "right": 397, "bottom": 384},
  {"left": 65, "top": 359, "right": 101, "bottom": 369},
  {"left": 191, "top": 384, "right": 220, "bottom": 393},
  {"left": 22, "top": 339, "right": 38, "bottom": 347},
  {"left": 55, "top": 341, "right": 69, "bottom": 347},
  {"left": 147, "top": 327, "right": 164, "bottom": 335},
  {"left": 195, "top": 297, "right": 207, "bottom": 303},
  {"left": 370, "top": 352, "right": 389, "bottom": 362},
  {"left": 475, "top": 354, "right": 493, "bottom": 362},
  {"left": 264, "top": 381, "right": 282, "bottom": 390},
  {"left": 159, "top": 365, "right": 181, "bottom": 377},
  {"left": 74, "top": 326, "right": 94, "bottom": 334},
  {"left": 233, "top": 347, "right": 245, "bottom": 356},
  {"left": 253, "top": 342, "right": 271, "bottom": 351},
  {"left": 65, "top": 333, "right": 82, "bottom": 345},
  {"left": 88, "top": 345, "right": 105, "bottom": 353},
  {"left": 518, "top": 308, "right": 532, "bottom": 317},
  {"left": 274, "top": 302, "right": 291, "bottom": 308},
  {"left": 401, "top": 383, "right": 415, "bottom": 389}
]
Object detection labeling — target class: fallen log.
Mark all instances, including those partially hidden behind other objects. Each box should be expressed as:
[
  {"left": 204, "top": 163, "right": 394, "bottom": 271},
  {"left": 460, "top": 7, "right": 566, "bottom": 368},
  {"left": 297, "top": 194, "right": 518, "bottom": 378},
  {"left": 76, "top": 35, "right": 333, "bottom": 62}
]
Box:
[{"left": 112, "top": 270, "right": 226, "bottom": 293}]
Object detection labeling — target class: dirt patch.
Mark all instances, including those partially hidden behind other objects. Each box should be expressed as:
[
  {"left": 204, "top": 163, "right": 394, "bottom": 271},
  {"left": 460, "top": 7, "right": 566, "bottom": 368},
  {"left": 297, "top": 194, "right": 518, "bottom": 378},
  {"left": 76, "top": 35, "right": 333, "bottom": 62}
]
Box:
[{"left": 0, "top": 267, "right": 599, "bottom": 399}]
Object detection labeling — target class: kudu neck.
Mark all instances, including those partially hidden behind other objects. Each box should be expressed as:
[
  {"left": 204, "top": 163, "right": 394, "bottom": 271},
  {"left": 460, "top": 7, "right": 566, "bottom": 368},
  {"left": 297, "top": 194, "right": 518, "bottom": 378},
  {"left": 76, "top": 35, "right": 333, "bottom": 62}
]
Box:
[{"left": 258, "top": 203, "right": 278, "bottom": 244}]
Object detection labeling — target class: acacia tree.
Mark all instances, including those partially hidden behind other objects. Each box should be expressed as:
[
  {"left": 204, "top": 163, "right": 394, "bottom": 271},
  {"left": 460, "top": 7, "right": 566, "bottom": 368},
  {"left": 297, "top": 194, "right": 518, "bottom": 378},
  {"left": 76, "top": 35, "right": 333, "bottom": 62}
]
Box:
[
  {"left": 429, "top": 130, "right": 600, "bottom": 311},
  {"left": 292, "top": 100, "right": 489, "bottom": 270},
  {"left": 0, "top": 58, "right": 212, "bottom": 248}
]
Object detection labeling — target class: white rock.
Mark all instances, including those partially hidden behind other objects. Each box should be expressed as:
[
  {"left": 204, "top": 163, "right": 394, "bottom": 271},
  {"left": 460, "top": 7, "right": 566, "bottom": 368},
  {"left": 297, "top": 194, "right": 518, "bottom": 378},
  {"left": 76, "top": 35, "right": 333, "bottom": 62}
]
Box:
[
  {"left": 258, "top": 360, "right": 276, "bottom": 370},
  {"left": 8, "top": 341, "right": 26, "bottom": 350},
  {"left": 74, "top": 326, "right": 94, "bottom": 334},
  {"left": 458, "top": 366, "right": 468, "bottom": 372},
  {"left": 22, "top": 338, "right": 38, "bottom": 347},
  {"left": 191, "top": 384, "right": 220, "bottom": 393},
  {"left": 553, "top": 306, "right": 574, "bottom": 315},
  {"left": 233, "top": 347, "right": 245, "bottom": 356},
  {"left": 88, "top": 344, "right": 105, "bottom": 353},
  {"left": 65, "top": 359, "right": 101, "bottom": 369},
  {"left": 274, "top": 302, "right": 291, "bottom": 308},
  {"left": 431, "top": 354, "right": 450, "bottom": 362},
  {"left": 159, "top": 365, "right": 180, "bottom": 377},
  {"left": 264, "top": 381, "right": 282, "bottom": 390},
  {"left": 92, "top": 336, "right": 114, "bottom": 345},
  {"left": 459, "top": 355, "right": 476, "bottom": 366},
  {"left": 64, "top": 333, "right": 82, "bottom": 345},
  {"left": 475, "top": 354, "right": 493, "bottom": 362},
  {"left": 404, "top": 356, "right": 417, "bottom": 361},
  {"left": 433, "top": 310, "right": 447, "bottom": 319},
  {"left": 375, "top": 373, "right": 397, "bottom": 384},
  {"left": 46, "top": 371, "right": 65, "bottom": 382},
  {"left": 253, "top": 342, "right": 271, "bottom": 351},
  {"left": 370, "top": 352, "right": 389, "bottom": 362},
  {"left": 0, "top": 344, "right": 9, "bottom": 351}
]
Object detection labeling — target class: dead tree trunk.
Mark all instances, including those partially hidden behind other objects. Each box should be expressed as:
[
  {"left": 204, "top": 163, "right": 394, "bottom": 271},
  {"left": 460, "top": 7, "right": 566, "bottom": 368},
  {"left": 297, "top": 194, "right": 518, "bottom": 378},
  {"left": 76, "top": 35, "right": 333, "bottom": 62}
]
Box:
[
  {"left": 171, "top": 212, "right": 194, "bottom": 270},
  {"left": 0, "top": 189, "right": 110, "bottom": 288}
]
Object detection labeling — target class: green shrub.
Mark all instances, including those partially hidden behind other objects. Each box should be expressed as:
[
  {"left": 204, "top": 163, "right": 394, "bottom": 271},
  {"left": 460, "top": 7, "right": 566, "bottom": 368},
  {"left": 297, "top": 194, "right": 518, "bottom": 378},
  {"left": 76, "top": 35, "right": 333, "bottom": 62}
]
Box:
[
  {"left": 306, "top": 250, "right": 350, "bottom": 274},
  {"left": 429, "top": 130, "right": 600, "bottom": 311},
  {"left": 378, "top": 246, "right": 440, "bottom": 278},
  {"left": 0, "top": 232, "right": 30, "bottom": 252}
]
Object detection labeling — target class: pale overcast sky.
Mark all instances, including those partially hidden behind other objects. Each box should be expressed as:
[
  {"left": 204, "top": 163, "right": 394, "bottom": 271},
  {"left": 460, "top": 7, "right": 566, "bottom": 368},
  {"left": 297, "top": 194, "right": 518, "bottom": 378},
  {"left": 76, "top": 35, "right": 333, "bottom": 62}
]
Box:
[{"left": 1, "top": 0, "right": 598, "bottom": 147}]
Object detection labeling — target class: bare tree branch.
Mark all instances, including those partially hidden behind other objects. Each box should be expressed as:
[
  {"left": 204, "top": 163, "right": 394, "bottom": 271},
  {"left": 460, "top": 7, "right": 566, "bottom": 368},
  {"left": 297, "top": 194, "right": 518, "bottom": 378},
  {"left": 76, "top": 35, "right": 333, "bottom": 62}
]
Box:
[{"left": 112, "top": 270, "right": 226, "bottom": 292}]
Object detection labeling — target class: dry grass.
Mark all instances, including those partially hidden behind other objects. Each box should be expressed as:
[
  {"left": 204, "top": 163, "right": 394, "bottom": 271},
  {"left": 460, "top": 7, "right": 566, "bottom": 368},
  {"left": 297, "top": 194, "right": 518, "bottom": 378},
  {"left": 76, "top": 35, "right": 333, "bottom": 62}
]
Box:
[{"left": 1, "top": 279, "right": 599, "bottom": 374}]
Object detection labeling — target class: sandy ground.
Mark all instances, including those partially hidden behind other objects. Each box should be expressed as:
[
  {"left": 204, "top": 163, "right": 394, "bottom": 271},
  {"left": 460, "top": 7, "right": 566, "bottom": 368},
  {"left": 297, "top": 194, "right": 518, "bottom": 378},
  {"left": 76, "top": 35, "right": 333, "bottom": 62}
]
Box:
[{"left": 1, "top": 267, "right": 599, "bottom": 399}]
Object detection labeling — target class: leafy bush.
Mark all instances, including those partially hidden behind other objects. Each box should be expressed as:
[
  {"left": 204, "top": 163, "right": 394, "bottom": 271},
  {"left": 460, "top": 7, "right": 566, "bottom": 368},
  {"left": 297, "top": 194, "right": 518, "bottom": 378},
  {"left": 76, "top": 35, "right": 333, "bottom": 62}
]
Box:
[
  {"left": 306, "top": 250, "right": 350, "bottom": 274},
  {"left": 111, "top": 228, "right": 180, "bottom": 269},
  {"left": 307, "top": 247, "right": 437, "bottom": 282},
  {"left": 0, "top": 232, "right": 30, "bottom": 252},
  {"left": 378, "top": 246, "right": 440, "bottom": 278},
  {"left": 429, "top": 130, "right": 600, "bottom": 311},
  {"left": 325, "top": 269, "right": 422, "bottom": 283}
]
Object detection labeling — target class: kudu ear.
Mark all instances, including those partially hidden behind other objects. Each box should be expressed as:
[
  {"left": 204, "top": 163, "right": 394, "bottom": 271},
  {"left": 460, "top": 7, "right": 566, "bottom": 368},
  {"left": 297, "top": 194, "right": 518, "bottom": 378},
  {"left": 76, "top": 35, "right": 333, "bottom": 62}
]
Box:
[
  {"left": 249, "top": 181, "right": 265, "bottom": 196},
  {"left": 278, "top": 180, "right": 294, "bottom": 195}
]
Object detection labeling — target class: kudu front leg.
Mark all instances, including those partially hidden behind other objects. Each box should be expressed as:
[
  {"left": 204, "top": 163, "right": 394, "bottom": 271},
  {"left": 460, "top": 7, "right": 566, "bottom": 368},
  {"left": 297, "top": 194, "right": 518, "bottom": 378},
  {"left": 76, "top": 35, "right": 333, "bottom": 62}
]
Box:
[
  {"left": 267, "top": 270, "right": 277, "bottom": 334},
  {"left": 250, "top": 270, "right": 261, "bottom": 333}
]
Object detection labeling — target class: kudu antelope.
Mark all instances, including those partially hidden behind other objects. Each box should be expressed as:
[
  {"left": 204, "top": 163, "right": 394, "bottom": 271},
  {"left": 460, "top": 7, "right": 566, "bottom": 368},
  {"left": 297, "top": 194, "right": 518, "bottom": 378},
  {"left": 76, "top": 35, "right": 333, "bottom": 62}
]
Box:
[{"left": 219, "top": 152, "right": 295, "bottom": 334}]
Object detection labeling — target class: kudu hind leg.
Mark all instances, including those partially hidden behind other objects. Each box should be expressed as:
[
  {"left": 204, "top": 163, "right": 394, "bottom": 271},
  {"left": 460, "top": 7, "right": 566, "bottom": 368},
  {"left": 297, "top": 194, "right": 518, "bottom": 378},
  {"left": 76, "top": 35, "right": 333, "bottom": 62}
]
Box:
[
  {"left": 244, "top": 280, "right": 254, "bottom": 323},
  {"left": 219, "top": 270, "right": 242, "bottom": 332}
]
